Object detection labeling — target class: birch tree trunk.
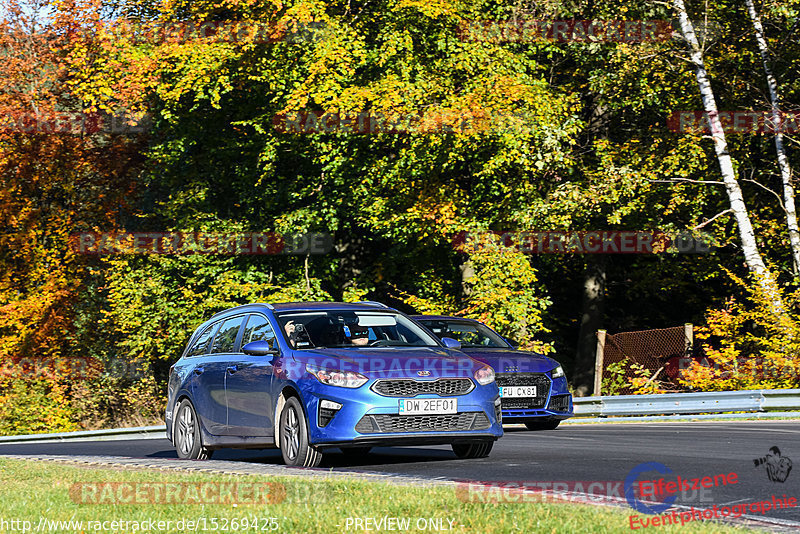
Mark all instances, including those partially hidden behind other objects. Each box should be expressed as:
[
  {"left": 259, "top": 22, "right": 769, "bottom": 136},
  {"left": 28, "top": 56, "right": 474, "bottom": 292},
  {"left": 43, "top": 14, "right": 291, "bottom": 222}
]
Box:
[
  {"left": 673, "top": 0, "right": 773, "bottom": 286},
  {"left": 744, "top": 0, "right": 800, "bottom": 275}
]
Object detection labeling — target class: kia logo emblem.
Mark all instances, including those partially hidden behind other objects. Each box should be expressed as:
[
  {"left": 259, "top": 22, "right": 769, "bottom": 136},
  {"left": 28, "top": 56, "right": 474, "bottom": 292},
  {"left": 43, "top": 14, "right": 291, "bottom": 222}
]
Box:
[{"left": 417, "top": 370, "right": 431, "bottom": 376}]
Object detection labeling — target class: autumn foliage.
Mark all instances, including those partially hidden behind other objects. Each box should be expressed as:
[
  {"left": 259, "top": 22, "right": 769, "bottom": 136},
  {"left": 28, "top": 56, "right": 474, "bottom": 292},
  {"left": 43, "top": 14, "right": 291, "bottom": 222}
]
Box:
[
  {"left": 679, "top": 271, "right": 800, "bottom": 391},
  {"left": 0, "top": 0, "right": 800, "bottom": 433}
]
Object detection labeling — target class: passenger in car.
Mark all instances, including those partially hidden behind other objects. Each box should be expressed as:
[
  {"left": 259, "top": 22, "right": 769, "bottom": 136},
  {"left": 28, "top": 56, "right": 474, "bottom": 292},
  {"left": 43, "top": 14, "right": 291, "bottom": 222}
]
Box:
[{"left": 344, "top": 325, "right": 370, "bottom": 346}]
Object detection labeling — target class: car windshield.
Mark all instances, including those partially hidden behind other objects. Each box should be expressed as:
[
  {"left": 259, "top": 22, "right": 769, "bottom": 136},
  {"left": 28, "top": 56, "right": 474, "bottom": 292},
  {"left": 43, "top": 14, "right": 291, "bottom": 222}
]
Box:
[
  {"left": 419, "top": 319, "right": 508, "bottom": 348},
  {"left": 275, "top": 310, "right": 441, "bottom": 349}
]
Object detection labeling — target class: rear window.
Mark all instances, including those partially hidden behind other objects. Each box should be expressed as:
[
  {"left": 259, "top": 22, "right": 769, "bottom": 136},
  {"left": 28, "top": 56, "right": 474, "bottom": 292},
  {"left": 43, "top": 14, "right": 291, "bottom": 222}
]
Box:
[
  {"left": 210, "top": 316, "right": 245, "bottom": 354},
  {"left": 186, "top": 322, "right": 218, "bottom": 357}
]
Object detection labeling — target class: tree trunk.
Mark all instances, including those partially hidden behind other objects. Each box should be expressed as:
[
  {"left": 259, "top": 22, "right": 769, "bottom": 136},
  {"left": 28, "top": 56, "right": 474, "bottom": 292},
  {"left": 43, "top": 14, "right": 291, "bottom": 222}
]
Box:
[
  {"left": 744, "top": 0, "right": 800, "bottom": 275},
  {"left": 674, "top": 0, "right": 779, "bottom": 304},
  {"left": 574, "top": 257, "right": 606, "bottom": 395},
  {"left": 460, "top": 259, "right": 475, "bottom": 298}
]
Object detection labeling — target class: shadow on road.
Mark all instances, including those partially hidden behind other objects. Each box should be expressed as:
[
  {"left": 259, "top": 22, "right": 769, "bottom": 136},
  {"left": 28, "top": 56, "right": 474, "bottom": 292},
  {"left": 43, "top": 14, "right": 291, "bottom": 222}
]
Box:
[{"left": 148, "top": 445, "right": 458, "bottom": 468}]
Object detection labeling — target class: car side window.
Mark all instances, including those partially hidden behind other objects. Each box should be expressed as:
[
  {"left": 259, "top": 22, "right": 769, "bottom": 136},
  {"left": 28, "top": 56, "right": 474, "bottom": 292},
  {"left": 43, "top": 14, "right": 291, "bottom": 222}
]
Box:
[
  {"left": 210, "top": 316, "right": 245, "bottom": 354},
  {"left": 241, "top": 314, "right": 276, "bottom": 350},
  {"left": 186, "top": 322, "right": 217, "bottom": 357}
]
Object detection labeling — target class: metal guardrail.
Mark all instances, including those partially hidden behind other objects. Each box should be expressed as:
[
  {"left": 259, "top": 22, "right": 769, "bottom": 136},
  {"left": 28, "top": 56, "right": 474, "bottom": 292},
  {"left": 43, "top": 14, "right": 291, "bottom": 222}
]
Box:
[
  {"left": 0, "top": 389, "right": 798, "bottom": 443},
  {"left": 0, "top": 425, "right": 164, "bottom": 444},
  {"left": 573, "top": 389, "right": 800, "bottom": 417}
]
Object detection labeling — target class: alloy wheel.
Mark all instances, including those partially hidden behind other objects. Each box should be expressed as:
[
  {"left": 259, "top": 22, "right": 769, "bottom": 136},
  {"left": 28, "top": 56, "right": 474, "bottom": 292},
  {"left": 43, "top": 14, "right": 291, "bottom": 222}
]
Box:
[{"left": 283, "top": 405, "right": 300, "bottom": 461}]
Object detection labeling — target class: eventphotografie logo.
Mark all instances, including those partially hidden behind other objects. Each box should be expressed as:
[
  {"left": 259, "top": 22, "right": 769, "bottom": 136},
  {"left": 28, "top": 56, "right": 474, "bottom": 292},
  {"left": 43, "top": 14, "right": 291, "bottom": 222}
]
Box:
[{"left": 629, "top": 497, "right": 798, "bottom": 530}]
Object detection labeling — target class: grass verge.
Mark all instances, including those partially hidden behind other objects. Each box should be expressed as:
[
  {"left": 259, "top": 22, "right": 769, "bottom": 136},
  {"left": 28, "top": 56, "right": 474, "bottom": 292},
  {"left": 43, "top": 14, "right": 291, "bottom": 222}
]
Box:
[{"left": 0, "top": 458, "right": 758, "bottom": 533}]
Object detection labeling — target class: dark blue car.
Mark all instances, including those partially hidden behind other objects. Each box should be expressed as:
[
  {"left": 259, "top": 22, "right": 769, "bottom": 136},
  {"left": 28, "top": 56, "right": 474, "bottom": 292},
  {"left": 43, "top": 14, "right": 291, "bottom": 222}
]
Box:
[
  {"left": 166, "top": 302, "right": 502, "bottom": 466},
  {"left": 412, "top": 315, "right": 573, "bottom": 430}
]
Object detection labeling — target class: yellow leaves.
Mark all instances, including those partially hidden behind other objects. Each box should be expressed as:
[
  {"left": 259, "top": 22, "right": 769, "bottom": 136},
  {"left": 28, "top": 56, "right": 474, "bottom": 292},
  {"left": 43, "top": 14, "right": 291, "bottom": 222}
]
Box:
[
  {"left": 389, "top": 284, "right": 458, "bottom": 315},
  {"left": 391, "top": 0, "right": 459, "bottom": 19},
  {"left": 679, "top": 270, "right": 800, "bottom": 391},
  {"left": 405, "top": 197, "right": 461, "bottom": 237}
]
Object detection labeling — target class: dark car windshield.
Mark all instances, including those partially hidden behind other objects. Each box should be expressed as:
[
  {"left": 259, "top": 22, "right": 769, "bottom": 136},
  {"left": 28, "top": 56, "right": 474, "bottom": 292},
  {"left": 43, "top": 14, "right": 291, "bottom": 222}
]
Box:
[
  {"left": 275, "top": 310, "right": 440, "bottom": 349},
  {"left": 418, "top": 319, "right": 509, "bottom": 348}
]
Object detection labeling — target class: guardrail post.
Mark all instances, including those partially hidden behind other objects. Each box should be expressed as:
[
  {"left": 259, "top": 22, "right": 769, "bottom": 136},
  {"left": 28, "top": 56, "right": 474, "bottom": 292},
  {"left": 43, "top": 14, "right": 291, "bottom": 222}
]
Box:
[
  {"left": 684, "top": 323, "right": 693, "bottom": 356},
  {"left": 593, "top": 330, "right": 606, "bottom": 396}
]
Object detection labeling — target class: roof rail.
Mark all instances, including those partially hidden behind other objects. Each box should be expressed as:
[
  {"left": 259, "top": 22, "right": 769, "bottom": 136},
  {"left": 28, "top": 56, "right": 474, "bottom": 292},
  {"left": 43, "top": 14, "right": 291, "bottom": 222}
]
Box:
[
  {"left": 208, "top": 302, "right": 274, "bottom": 320},
  {"left": 358, "top": 300, "right": 390, "bottom": 308}
]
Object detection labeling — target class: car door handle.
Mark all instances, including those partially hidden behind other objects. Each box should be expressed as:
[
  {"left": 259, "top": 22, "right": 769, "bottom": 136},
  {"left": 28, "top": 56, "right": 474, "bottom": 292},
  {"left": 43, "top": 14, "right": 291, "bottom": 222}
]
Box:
[
  {"left": 193, "top": 368, "right": 204, "bottom": 375},
  {"left": 227, "top": 365, "right": 238, "bottom": 374}
]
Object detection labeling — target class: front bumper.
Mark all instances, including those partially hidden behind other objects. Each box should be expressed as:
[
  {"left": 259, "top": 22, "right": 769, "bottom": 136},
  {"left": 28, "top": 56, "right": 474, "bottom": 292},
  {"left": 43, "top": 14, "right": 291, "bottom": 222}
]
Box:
[
  {"left": 496, "top": 372, "right": 574, "bottom": 422},
  {"left": 299, "top": 378, "right": 503, "bottom": 446}
]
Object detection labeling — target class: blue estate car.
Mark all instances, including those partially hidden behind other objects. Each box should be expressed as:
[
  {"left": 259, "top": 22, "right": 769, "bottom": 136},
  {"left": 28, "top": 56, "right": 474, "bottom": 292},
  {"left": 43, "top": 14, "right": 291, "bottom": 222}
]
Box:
[
  {"left": 166, "top": 302, "right": 503, "bottom": 466},
  {"left": 412, "top": 316, "right": 573, "bottom": 430}
]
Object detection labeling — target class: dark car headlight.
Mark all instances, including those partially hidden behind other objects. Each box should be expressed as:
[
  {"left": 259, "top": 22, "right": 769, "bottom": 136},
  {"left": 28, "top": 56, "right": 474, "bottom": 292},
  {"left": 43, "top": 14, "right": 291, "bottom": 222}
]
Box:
[{"left": 474, "top": 365, "right": 495, "bottom": 385}]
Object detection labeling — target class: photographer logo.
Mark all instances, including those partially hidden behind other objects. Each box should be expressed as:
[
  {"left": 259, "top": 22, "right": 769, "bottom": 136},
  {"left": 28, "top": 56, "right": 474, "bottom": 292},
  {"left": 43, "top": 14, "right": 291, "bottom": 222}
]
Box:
[{"left": 753, "top": 446, "right": 792, "bottom": 483}]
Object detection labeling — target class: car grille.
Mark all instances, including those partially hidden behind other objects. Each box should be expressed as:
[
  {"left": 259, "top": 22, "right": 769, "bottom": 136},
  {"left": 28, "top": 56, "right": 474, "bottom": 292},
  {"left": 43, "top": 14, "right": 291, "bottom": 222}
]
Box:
[
  {"left": 548, "top": 394, "right": 571, "bottom": 412},
  {"left": 371, "top": 378, "right": 474, "bottom": 397},
  {"left": 496, "top": 373, "right": 551, "bottom": 409},
  {"left": 355, "top": 412, "right": 490, "bottom": 434}
]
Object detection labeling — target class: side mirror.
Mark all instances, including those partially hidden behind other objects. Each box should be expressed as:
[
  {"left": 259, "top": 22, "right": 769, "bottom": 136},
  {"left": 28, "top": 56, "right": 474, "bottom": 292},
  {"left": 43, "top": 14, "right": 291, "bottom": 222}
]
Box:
[
  {"left": 242, "top": 340, "right": 279, "bottom": 356},
  {"left": 504, "top": 338, "right": 519, "bottom": 349},
  {"left": 441, "top": 337, "right": 462, "bottom": 350}
]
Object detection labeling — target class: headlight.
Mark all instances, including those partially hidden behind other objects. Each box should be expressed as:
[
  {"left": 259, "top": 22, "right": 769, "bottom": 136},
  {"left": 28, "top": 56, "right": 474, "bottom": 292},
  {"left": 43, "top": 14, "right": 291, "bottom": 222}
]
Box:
[
  {"left": 551, "top": 365, "right": 565, "bottom": 378},
  {"left": 306, "top": 364, "right": 368, "bottom": 388},
  {"left": 474, "top": 365, "right": 495, "bottom": 385}
]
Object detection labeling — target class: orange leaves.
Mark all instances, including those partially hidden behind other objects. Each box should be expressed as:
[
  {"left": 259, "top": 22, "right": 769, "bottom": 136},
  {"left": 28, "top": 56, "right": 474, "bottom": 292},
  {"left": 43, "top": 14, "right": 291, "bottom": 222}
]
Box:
[{"left": 0, "top": 0, "right": 144, "bottom": 367}]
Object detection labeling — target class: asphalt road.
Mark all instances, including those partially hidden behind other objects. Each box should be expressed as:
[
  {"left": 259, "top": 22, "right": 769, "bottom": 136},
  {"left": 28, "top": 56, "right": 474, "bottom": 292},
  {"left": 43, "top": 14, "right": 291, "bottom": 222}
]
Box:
[{"left": 1, "top": 421, "right": 799, "bottom": 524}]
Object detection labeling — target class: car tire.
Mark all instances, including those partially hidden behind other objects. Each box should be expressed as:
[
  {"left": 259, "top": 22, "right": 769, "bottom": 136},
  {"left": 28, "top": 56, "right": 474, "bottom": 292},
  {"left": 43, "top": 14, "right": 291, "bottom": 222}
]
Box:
[
  {"left": 174, "top": 399, "right": 213, "bottom": 460},
  {"left": 280, "top": 397, "right": 322, "bottom": 467},
  {"left": 525, "top": 420, "right": 560, "bottom": 431},
  {"left": 452, "top": 441, "right": 494, "bottom": 459},
  {"left": 340, "top": 446, "right": 372, "bottom": 458}
]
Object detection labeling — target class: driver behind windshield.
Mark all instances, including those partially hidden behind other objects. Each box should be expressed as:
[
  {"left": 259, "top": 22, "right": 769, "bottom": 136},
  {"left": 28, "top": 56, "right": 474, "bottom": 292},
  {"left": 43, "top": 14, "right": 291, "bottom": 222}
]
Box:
[{"left": 344, "top": 324, "right": 370, "bottom": 346}]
